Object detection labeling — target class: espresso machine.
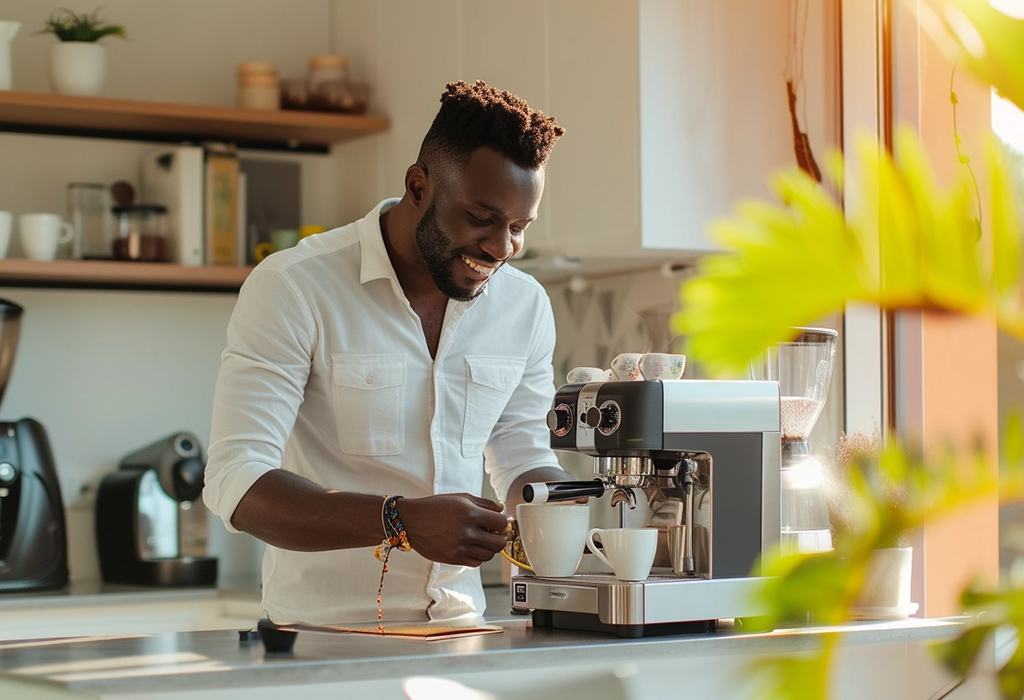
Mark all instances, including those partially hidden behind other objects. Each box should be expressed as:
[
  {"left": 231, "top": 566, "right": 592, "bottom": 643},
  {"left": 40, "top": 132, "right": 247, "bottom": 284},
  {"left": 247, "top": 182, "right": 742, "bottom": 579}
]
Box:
[
  {"left": 511, "top": 379, "right": 781, "bottom": 637},
  {"left": 0, "top": 298, "right": 70, "bottom": 592},
  {"left": 95, "top": 432, "right": 217, "bottom": 586}
]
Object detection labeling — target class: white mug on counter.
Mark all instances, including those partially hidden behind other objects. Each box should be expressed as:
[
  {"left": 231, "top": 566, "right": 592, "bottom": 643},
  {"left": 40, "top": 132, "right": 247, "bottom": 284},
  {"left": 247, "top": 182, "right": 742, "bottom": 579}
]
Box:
[
  {"left": 19, "top": 213, "right": 75, "bottom": 261},
  {"left": 0, "top": 210, "right": 11, "bottom": 258}
]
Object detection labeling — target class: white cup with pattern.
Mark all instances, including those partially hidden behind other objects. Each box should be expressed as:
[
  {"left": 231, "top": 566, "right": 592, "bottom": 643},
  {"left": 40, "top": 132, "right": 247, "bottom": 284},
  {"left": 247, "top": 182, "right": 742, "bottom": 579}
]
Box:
[
  {"left": 609, "top": 353, "right": 645, "bottom": 381},
  {"left": 566, "top": 366, "right": 606, "bottom": 383},
  {"left": 640, "top": 353, "right": 686, "bottom": 381}
]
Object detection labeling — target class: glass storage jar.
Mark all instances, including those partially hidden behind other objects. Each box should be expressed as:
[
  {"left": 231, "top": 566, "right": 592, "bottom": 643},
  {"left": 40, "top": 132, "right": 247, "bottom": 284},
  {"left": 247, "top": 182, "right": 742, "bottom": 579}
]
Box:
[
  {"left": 67, "top": 182, "right": 113, "bottom": 260},
  {"left": 112, "top": 204, "right": 168, "bottom": 262}
]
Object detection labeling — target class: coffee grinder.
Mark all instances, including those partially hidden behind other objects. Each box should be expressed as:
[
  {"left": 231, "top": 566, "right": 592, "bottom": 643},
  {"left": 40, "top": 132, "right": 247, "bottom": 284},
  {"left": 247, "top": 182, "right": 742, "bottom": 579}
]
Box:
[
  {"left": 96, "top": 432, "right": 217, "bottom": 586},
  {"left": 511, "top": 379, "right": 781, "bottom": 637},
  {"left": 0, "top": 298, "right": 70, "bottom": 592},
  {"left": 749, "top": 328, "right": 838, "bottom": 554}
]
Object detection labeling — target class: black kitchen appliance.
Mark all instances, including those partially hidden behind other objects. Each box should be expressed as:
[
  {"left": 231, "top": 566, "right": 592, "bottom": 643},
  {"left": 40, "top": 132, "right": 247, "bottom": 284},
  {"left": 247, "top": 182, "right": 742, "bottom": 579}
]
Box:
[
  {"left": 0, "top": 298, "right": 70, "bottom": 592},
  {"left": 96, "top": 432, "right": 217, "bottom": 586}
]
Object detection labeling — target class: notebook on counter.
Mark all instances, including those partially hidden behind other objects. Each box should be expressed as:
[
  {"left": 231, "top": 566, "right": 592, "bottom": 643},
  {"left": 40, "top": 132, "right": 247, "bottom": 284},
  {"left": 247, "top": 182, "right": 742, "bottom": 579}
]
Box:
[{"left": 297, "top": 622, "right": 504, "bottom": 641}]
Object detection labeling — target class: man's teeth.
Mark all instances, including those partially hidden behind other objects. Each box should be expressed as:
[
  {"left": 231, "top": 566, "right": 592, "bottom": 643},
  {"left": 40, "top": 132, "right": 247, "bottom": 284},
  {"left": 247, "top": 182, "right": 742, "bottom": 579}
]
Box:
[{"left": 462, "top": 256, "right": 495, "bottom": 275}]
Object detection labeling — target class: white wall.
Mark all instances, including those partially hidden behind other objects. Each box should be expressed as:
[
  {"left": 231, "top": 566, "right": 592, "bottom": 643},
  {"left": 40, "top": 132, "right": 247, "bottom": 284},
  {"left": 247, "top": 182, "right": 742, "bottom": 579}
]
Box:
[{"left": 0, "top": 0, "right": 355, "bottom": 586}]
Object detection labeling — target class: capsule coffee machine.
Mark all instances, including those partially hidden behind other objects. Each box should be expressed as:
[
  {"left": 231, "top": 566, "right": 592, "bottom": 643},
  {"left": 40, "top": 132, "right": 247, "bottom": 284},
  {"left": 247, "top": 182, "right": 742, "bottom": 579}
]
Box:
[
  {"left": 96, "top": 433, "right": 217, "bottom": 586},
  {"left": 0, "top": 299, "right": 70, "bottom": 592},
  {"left": 511, "top": 379, "right": 781, "bottom": 637}
]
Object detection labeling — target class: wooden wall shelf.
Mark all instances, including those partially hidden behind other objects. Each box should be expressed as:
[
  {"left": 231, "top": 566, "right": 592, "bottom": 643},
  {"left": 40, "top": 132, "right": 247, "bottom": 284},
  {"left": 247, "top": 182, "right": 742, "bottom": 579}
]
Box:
[
  {"left": 0, "top": 91, "right": 389, "bottom": 152},
  {"left": 0, "top": 259, "right": 253, "bottom": 292}
]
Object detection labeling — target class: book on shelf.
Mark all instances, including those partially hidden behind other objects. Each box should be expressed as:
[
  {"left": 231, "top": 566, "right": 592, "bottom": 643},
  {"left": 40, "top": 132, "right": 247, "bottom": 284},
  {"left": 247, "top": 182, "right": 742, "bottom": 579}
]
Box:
[
  {"left": 238, "top": 158, "right": 301, "bottom": 265},
  {"left": 140, "top": 145, "right": 205, "bottom": 266},
  {"left": 236, "top": 171, "right": 248, "bottom": 266},
  {"left": 204, "top": 144, "right": 240, "bottom": 267}
]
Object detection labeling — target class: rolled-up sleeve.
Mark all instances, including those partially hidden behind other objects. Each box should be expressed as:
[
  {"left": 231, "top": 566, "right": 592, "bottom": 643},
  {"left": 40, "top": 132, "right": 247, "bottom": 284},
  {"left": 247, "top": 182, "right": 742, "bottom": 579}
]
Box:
[
  {"left": 203, "top": 267, "right": 317, "bottom": 532},
  {"left": 484, "top": 295, "right": 560, "bottom": 501}
]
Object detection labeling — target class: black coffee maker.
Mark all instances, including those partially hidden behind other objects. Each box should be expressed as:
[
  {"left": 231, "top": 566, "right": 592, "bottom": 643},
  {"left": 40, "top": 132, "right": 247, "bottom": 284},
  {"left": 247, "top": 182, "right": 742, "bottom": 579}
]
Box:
[
  {"left": 95, "top": 433, "right": 217, "bottom": 587},
  {"left": 0, "top": 299, "right": 70, "bottom": 592}
]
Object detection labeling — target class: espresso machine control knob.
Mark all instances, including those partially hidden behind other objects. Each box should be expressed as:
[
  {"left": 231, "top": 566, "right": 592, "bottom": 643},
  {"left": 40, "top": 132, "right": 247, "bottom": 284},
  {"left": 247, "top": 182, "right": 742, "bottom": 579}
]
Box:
[
  {"left": 546, "top": 403, "right": 574, "bottom": 437},
  {"left": 583, "top": 401, "right": 621, "bottom": 435}
]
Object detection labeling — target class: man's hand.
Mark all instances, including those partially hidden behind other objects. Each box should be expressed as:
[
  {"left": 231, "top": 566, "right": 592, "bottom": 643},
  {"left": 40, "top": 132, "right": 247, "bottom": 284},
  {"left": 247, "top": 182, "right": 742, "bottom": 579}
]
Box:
[{"left": 397, "top": 493, "right": 509, "bottom": 567}]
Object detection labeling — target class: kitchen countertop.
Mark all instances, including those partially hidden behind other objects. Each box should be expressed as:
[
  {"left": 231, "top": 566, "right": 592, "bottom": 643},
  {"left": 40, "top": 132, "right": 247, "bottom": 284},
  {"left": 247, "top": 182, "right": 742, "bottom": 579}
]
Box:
[{"left": 0, "top": 614, "right": 964, "bottom": 698}]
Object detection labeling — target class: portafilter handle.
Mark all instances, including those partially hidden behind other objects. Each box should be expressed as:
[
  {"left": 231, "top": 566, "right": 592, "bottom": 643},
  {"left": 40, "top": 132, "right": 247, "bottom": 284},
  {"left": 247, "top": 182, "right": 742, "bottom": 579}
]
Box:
[{"left": 523, "top": 479, "right": 607, "bottom": 503}]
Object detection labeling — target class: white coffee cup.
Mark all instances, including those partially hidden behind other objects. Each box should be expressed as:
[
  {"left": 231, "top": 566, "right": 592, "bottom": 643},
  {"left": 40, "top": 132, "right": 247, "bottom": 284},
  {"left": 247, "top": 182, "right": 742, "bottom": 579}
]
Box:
[
  {"left": 609, "top": 353, "right": 645, "bottom": 381},
  {"left": 0, "top": 211, "right": 11, "bottom": 258},
  {"left": 640, "top": 353, "right": 687, "bottom": 381},
  {"left": 587, "top": 527, "right": 658, "bottom": 581},
  {"left": 516, "top": 502, "right": 590, "bottom": 577},
  {"left": 19, "top": 213, "right": 74, "bottom": 261},
  {"left": 566, "top": 366, "right": 606, "bottom": 383}
]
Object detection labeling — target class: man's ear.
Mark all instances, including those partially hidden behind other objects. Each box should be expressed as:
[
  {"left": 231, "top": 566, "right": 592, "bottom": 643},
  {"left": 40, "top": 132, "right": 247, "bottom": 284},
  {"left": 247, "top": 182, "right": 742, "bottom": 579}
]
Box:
[{"left": 405, "top": 162, "right": 431, "bottom": 208}]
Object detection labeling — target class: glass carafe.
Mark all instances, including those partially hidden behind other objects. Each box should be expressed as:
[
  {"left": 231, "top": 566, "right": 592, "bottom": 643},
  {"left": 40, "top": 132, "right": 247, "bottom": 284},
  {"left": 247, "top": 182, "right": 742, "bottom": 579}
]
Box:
[{"left": 750, "top": 328, "right": 838, "bottom": 554}]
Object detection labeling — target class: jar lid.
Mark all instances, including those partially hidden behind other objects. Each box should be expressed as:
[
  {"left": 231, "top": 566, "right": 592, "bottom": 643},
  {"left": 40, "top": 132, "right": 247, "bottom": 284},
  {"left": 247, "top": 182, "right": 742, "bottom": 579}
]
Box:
[
  {"left": 112, "top": 204, "right": 168, "bottom": 215},
  {"left": 308, "top": 54, "right": 346, "bottom": 69},
  {"left": 237, "top": 61, "right": 277, "bottom": 76},
  {"left": 239, "top": 73, "right": 280, "bottom": 86}
]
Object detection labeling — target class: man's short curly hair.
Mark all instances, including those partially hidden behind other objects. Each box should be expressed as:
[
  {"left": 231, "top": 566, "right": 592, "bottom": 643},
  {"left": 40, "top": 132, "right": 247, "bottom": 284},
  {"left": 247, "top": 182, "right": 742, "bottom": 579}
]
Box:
[{"left": 418, "top": 80, "right": 565, "bottom": 171}]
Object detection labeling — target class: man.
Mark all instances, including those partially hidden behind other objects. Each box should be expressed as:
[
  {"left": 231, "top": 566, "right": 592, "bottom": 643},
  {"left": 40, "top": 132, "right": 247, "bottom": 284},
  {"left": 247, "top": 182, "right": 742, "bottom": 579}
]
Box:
[{"left": 203, "top": 80, "right": 572, "bottom": 625}]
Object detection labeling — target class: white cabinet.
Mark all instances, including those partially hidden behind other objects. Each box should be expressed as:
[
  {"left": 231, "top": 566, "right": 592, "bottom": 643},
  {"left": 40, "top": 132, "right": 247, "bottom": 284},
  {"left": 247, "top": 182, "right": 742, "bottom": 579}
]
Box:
[
  {"left": 545, "top": 0, "right": 839, "bottom": 263},
  {"left": 335, "top": 0, "right": 839, "bottom": 270}
]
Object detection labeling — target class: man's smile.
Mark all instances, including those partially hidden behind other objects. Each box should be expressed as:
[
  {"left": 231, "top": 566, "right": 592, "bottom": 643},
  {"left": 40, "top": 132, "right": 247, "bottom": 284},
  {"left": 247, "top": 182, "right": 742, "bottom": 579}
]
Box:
[{"left": 461, "top": 254, "right": 498, "bottom": 279}]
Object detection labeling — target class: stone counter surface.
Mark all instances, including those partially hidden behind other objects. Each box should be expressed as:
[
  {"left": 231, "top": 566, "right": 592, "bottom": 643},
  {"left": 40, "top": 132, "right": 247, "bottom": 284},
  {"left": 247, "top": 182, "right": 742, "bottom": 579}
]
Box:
[{"left": 0, "top": 616, "right": 982, "bottom": 700}]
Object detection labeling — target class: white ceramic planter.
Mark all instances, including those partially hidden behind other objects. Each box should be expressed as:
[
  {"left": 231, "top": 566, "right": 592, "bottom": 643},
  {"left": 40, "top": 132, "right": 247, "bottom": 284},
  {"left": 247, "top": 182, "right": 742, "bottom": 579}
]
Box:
[
  {"left": 49, "top": 42, "right": 106, "bottom": 96},
  {"left": 850, "top": 546, "right": 917, "bottom": 619}
]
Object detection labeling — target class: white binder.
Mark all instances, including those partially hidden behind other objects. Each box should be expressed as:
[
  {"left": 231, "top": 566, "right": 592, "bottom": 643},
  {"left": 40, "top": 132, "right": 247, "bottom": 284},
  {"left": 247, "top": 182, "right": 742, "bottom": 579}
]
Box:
[{"left": 140, "top": 146, "right": 205, "bottom": 266}]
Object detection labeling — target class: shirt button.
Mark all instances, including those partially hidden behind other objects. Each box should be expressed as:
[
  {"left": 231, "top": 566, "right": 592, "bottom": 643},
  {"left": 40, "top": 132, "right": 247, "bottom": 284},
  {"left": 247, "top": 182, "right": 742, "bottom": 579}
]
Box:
[{"left": 366, "top": 374, "right": 374, "bottom": 384}]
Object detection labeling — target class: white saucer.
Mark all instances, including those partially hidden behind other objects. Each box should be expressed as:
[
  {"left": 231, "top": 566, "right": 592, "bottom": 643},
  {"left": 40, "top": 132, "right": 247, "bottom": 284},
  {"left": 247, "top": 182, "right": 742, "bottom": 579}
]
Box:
[{"left": 847, "top": 602, "right": 919, "bottom": 621}]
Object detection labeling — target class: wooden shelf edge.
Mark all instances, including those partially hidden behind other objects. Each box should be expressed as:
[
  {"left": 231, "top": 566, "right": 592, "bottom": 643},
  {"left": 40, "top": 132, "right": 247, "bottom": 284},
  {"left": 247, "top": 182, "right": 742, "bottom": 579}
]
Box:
[
  {"left": 0, "top": 90, "right": 389, "bottom": 149},
  {"left": 0, "top": 259, "right": 252, "bottom": 292}
]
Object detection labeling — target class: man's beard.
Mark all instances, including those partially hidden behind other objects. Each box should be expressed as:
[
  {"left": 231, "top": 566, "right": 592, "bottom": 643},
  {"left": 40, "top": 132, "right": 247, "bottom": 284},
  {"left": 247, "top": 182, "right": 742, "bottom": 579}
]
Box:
[{"left": 415, "top": 203, "right": 496, "bottom": 301}]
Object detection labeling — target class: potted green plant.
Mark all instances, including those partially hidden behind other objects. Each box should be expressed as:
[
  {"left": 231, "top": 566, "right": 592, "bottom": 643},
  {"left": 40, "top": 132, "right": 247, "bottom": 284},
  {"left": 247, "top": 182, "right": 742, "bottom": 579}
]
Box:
[
  {"left": 670, "top": 0, "right": 1024, "bottom": 693},
  {"left": 37, "top": 8, "right": 126, "bottom": 96}
]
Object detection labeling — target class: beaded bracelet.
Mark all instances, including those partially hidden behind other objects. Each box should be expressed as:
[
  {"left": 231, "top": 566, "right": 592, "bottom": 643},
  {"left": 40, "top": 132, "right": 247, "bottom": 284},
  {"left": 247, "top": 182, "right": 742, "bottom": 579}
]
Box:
[
  {"left": 373, "top": 494, "right": 412, "bottom": 635},
  {"left": 374, "top": 495, "right": 411, "bottom": 561}
]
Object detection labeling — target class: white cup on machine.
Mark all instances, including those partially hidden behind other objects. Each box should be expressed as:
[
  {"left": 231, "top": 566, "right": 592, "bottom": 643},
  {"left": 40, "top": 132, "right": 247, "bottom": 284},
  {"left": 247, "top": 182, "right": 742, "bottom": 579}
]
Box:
[
  {"left": 19, "top": 213, "right": 75, "bottom": 261},
  {"left": 586, "top": 527, "right": 658, "bottom": 581},
  {"left": 515, "top": 502, "right": 590, "bottom": 577},
  {"left": 0, "top": 211, "right": 11, "bottom": 258},
  {"left": 566, "top": 366, "right": 606, "bottom": 383}
]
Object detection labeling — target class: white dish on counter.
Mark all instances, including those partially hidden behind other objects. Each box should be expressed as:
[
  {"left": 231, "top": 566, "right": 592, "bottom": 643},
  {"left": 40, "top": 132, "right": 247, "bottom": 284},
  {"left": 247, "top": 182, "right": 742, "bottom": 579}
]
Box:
[{"left": 848, "top": 602, "right": 919, "bottom": 621}]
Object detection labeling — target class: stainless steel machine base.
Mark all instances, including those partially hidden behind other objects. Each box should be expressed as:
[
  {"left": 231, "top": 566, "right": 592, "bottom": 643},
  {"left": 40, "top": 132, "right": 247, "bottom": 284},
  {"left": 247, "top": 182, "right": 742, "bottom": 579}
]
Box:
[{"left": 511, "top": 572, "right": 771, "bottom": 638}]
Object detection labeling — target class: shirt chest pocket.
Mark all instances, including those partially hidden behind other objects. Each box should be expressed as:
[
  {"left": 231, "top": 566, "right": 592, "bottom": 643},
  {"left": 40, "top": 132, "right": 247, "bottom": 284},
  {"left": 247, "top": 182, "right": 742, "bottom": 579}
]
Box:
[
  {"left": 462, "top": 356, "right": 526, "bottom": 458},
  {"left": 332, "top": 354, "right": 407, "bottom": 456}
]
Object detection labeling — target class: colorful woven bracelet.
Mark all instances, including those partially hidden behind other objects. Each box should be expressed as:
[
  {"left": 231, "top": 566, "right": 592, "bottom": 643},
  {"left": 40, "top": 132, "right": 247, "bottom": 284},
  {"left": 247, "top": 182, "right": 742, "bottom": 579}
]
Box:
[{"left": 374, "top": 495, "right": 411, "bottom": 561}]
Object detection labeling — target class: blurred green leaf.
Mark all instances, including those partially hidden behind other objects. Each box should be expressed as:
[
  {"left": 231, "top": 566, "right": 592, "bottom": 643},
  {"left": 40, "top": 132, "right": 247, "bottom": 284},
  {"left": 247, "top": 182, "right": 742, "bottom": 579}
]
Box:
[
  {"left": 921, "top": 0, "right": 1024, "bottom": 115},
  {"left": 749, "top": 649, "right": 833, "bottom": 700},
  {"left": 673, "top": 125, "right": 1022, "bottom": 377},
  {"left": 933, "top": 624, "right": 996, "bottom": 677}
]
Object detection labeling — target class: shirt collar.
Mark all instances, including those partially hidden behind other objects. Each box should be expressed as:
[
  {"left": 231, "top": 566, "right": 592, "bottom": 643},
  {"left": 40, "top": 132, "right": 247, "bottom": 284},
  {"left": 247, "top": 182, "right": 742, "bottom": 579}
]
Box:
[
  {"left": 358, "top": 199, "right": 401, "bottom": 285},
  {"left": 357, "top": 197, "right": 495, "bottom": 301}
]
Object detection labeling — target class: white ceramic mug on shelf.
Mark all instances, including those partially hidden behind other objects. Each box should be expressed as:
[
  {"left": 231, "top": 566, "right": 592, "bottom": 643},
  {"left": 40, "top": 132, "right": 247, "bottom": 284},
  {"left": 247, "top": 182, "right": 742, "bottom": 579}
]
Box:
[
  {"left": 19, "top": 213, "right": 74, "bottom": 261},
  {"left": 586, "top": 527, "right": 658, "bottom": 581},
  {"left": 516, "top": 502, "right": 590, "bottom": 577},
  {"left": 0, "top": 211, "right": 11, "bottom": 258}
]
